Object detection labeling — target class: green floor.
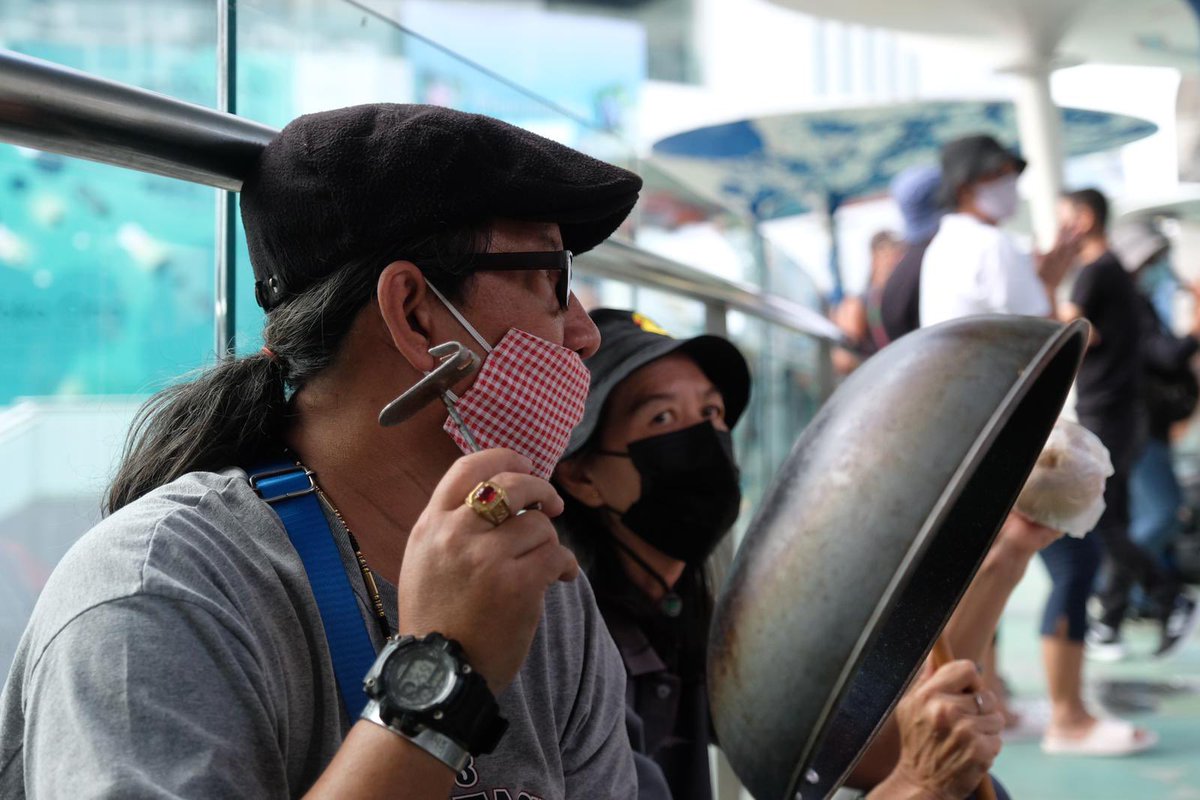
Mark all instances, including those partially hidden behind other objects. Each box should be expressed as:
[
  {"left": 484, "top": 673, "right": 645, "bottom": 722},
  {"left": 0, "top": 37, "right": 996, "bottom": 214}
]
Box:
[{"left": 993, "top": 564, "right": 1200, "bottom": 799}]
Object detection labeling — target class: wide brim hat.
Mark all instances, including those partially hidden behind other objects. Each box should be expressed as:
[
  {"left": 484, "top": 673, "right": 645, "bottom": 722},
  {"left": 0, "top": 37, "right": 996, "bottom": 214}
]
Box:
[
  {"left": 937, "top": 134, "right": 1027, "bottom": 209},
  {"left": 563, "top": 308, "right": 751, "bottom": 459}
]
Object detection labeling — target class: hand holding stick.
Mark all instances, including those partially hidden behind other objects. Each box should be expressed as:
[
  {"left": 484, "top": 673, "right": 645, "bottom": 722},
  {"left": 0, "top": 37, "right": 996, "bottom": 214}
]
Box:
[{"left": 930, "top": 637, "right": 998, "bottom": 800}]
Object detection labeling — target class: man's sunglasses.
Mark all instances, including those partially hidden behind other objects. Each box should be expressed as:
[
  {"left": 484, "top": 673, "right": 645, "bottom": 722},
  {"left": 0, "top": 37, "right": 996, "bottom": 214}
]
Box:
[{"left": 414, "top": 250, "right": 574, "bottom": 310}]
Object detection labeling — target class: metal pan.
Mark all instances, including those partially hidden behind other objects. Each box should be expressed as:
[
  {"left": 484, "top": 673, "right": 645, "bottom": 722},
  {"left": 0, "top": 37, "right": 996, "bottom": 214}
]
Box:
[{"left": 710, "top": 315, "right": 1089, "bottom": 799}]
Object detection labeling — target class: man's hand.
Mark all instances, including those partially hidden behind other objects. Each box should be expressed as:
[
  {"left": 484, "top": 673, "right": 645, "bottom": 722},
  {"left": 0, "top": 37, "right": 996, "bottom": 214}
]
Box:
[
  {"left": 879, "top": 660, "right": 1003, "bottom": 800},
  {"left": 396, "top": 448, "right": 579, "bottom": 694},
  {"left": 1036, "top": 224, "right": 1083, "bottom": 292}
]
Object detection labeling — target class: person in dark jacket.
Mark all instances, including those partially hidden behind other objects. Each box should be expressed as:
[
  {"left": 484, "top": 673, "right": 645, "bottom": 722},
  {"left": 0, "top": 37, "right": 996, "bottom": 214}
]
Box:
[
  {"left": 554, "top": 309, "right": 750, "bottom": 800},
  {"left": 1111, "top": 219, "right": 1200, "bottom": 633},
  {"left": 553, "top": 308, "right": 1019, "bottom": 800}
]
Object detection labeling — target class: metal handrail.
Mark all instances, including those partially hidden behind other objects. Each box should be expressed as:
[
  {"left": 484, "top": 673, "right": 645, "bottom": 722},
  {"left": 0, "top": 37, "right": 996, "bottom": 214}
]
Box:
[
  {"left": 580, "top": 241, "right": 845, "bottom": 342},
  {"left": 0, "top": 49, "right": 845, "bottom": 345},
  {"left": 0, "top": 50, "right": 274, "bottom": 191}
]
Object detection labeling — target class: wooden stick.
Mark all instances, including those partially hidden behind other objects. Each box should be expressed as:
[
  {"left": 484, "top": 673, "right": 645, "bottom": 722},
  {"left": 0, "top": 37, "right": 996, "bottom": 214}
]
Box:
[
  {"left": 930, "top": 636, "right": 955, "bottom": 669},
  {"left": 929, "top": 635, "right": 997, "bottom": 800}
]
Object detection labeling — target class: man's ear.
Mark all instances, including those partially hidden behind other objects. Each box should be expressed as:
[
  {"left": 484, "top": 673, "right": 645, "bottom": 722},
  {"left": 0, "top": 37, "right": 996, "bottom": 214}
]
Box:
[
  {"left": 377, "top": 261, "right": 438, "bottom": 373},
  {"left": 553, "top": 457, "right": 606, "bottom": 508}
]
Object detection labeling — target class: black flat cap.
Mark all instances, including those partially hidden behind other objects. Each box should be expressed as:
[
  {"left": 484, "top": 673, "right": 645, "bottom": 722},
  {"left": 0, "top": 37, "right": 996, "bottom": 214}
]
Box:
[
  {"left": 240, "top": 103, "right": 642, "bottom": 310},
  {"left": 564, "top": 308, "right": 751, "bottom": 459},
  {"left": 938, "top": 134, "right": 1026, "bottom": 209}
]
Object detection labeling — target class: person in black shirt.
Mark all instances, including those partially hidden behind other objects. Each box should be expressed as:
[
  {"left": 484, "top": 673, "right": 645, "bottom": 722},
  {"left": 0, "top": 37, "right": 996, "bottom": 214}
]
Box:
[{"left": 1057, "top": 190, "right": 1197, "bottom": 661}]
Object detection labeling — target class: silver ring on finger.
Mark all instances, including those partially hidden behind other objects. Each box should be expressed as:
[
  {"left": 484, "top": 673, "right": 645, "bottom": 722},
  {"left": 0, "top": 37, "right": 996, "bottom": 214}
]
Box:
[{"left": 974, "top": 693, "right": 985, "bottom": 714}]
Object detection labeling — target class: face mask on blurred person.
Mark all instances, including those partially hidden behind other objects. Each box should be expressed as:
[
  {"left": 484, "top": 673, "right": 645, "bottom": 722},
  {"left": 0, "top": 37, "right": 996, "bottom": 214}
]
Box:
[
  {"left": 426, "top": 283, "right": 590, "bottom": 480},
  {"left": 972, "top": 174, "right": 1020, "bottom": 223},
  {"left": 598, "top": 422, "right": 741, "bottom": 564}
]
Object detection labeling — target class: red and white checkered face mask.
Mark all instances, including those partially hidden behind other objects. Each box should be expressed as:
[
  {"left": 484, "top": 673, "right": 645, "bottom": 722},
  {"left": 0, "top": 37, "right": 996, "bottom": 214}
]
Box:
[{"left": 429, "top": 285, "right": 590, "bottom": 479}]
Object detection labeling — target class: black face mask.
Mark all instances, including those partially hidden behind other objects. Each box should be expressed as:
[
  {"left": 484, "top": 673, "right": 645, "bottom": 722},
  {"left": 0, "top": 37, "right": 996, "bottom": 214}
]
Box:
[{"left": 599, "top": 421, "right": 742, "bottom": 565}]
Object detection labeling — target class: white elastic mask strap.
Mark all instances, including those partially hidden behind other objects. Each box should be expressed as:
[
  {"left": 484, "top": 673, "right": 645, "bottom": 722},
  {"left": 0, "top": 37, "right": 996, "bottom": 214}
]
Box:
[{"left": 426, "top": 281, "right": 493, "bottom": 354}]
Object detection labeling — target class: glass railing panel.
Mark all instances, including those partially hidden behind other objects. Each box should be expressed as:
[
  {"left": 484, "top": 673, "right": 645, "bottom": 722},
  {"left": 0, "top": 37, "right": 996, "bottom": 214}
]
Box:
[
  {"left": 231, "top": 0, "right": 768, "bottom": 312},
  {"left": 234, "top": 0, "right": 640, "bottom": 161},
  {"left": 0, "top": 0, "right": 217, "bottom": 103},
  {"left": 576, "top": 275, "right": 637, "bottom": 312},
  {"left": 627, "top": 288, "right": 707, "bottom": 338},
  {"left": 232, "top": 0, "right": 652, "bottom": 348},
  {"left": 635, "top": 160, "right": 763, "bottom": 286},
  {"left": 0, "top": 0, "right": 220, "bottom": 677},
  {"left": 762, "top": 324, "right": 826, "bottom": 464},
  {"left": 762, "top": 231, "right": 828, "bottom": 309},
  {"left": 726, "top": 311, "right": 770, "bottom": 534},
  {"left": 0, "top": 0, "right": 223, "bottom": 394},
  {"left": 725, "top": 311, "right": 827, "bottom": 545},
  {"left": 0, "top": 150, "right": 219, "bottom": 401}
]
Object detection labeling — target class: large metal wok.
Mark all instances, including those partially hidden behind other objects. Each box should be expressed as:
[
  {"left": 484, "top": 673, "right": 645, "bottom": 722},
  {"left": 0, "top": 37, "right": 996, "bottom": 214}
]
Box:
[{"left": 710, "top": 315, "right": 1089, "bottom": 799}]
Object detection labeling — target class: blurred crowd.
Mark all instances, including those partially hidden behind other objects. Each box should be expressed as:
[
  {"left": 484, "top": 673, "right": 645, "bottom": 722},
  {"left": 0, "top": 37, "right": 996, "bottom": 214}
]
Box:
[{"left": 831, "top": 132, "right": 1200, "bottom": 759}]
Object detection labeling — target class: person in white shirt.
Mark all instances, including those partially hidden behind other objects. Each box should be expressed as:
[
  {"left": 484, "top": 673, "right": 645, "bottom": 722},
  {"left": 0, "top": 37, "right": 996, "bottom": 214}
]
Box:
[
  {"left": 919, "top": 135, "right": 1068, "bottom": 327},
  {"left": 917, "top": 134, "right": 1154, "bottom": 758}
]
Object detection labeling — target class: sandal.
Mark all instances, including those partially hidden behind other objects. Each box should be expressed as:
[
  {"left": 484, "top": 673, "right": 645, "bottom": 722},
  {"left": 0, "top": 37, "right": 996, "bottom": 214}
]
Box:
[{"left": 1041, "top": 718, "right": 1158, "bottom": 756}]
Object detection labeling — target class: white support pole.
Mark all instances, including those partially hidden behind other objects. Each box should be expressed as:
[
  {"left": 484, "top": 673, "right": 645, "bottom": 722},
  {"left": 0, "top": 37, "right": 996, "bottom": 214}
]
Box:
[{"left": 1009, "top": 56, "right": 1064, "bottom": 252}]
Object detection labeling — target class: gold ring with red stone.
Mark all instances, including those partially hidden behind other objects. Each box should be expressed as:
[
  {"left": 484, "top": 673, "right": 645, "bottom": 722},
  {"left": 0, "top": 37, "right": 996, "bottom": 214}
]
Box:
[{"left": 466, "top": 481, "right": 511, "bottom": 526}]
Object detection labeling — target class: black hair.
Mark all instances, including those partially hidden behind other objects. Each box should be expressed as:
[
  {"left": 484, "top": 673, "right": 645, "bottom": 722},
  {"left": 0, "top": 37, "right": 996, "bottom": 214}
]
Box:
[
  {"left": 105, "top": 225, "right": 488, "bottom": 514},
  {"left": 1063, "top": 188, "right": 1110, "bottom": 232}
]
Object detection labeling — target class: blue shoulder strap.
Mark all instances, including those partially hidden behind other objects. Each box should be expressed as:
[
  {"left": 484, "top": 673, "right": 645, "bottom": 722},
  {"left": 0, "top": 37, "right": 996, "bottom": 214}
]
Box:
[{"left": 248, "top": 462, "right": 376, "bottom": 720}]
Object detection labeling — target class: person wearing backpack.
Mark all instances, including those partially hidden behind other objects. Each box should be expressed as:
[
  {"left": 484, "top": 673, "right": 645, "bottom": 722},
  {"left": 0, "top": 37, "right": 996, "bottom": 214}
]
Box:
[
  {"left": 1056, "top": 194, "right": 1199, "bottom": 665},
  {"left": 1111, "top": 219, "right": 1200, "bottom": 629}
]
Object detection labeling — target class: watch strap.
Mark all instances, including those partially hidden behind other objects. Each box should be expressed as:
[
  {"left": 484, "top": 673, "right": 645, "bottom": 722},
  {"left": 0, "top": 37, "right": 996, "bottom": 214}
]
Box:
[
  {"left": 362, "top": 699, "right": 472, "bottom": 773},
  {"left": 434, "top": 667, "right": 509, "bottom": 755}
]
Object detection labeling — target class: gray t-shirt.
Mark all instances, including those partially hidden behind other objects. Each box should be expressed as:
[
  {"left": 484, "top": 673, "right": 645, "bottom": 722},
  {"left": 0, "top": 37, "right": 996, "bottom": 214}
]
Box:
[{"left": 0, "top": 469, "right": 636, "bottom": 799}]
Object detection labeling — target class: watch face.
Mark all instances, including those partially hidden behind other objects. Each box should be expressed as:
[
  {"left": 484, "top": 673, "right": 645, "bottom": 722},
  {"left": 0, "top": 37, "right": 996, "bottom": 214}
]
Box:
[{"left": 384, "top": 644, "right": 458, "bottom": 712}]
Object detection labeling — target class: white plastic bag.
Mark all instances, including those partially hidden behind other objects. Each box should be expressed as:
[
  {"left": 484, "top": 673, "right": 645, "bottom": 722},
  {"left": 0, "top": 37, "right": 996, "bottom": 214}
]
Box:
[{"left": 1014, "top": 418, "right": 1113, "bottom": 538}]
